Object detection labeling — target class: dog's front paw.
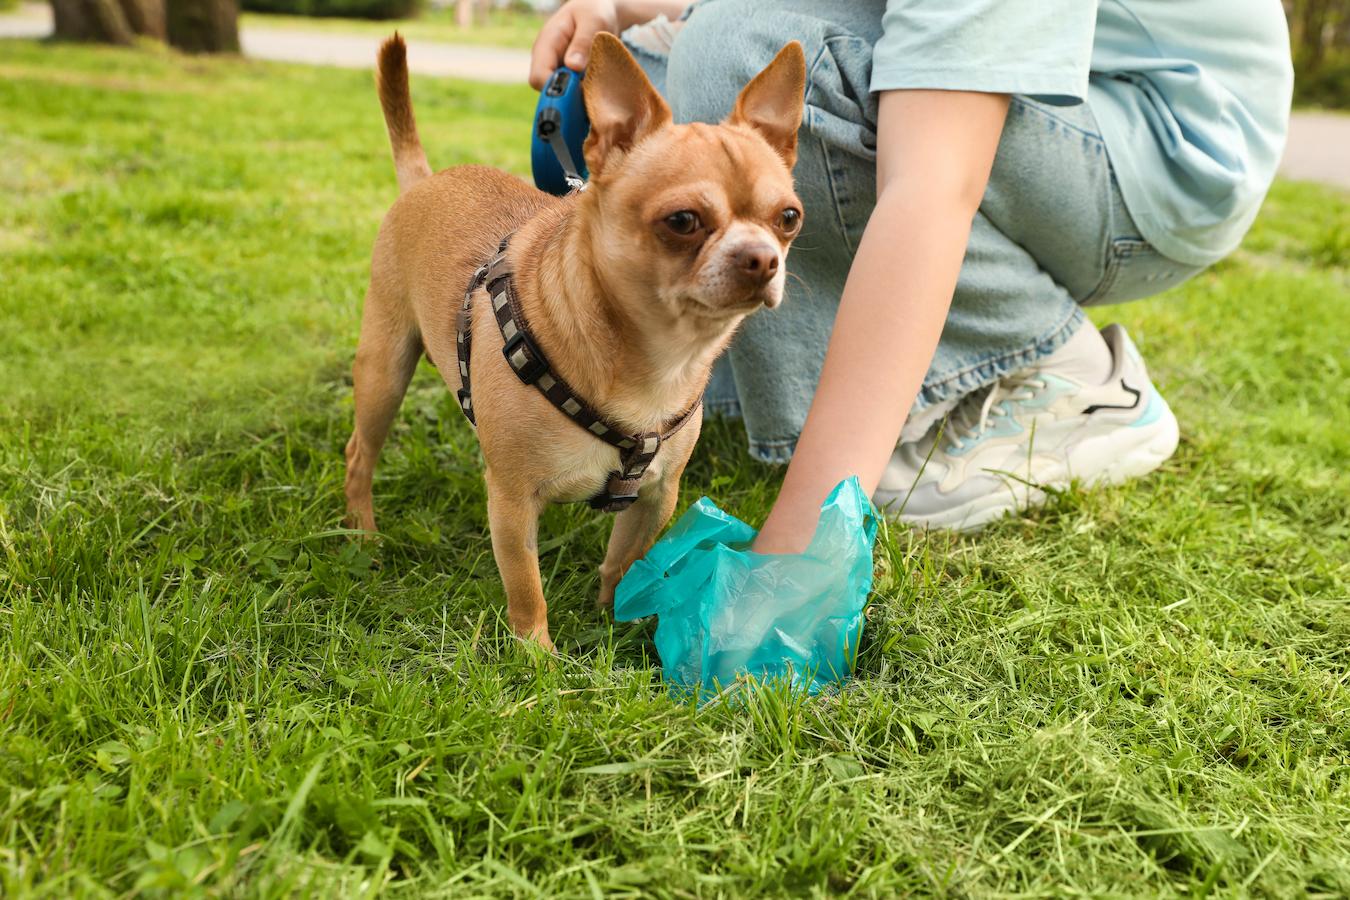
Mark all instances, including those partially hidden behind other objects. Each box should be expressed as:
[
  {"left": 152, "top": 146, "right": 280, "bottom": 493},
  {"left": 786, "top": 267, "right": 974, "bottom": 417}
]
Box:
[
  {"left": 596, "top": 580, "right": 617, "bottom": 612},
  {"left": 509, "top": 616, "right": 556, "bottom": 654},
  {"left": 343, "top": 507, "right": 378, "bottom": 537},
  {"left": 519, "top": 628, "right": 556, "bottom": 655}
]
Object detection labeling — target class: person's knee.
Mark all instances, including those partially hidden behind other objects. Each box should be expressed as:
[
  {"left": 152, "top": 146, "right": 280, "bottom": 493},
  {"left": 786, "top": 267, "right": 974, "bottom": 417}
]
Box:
[{"left": 666, "top": 0, "right": 814, "bottom": 124}]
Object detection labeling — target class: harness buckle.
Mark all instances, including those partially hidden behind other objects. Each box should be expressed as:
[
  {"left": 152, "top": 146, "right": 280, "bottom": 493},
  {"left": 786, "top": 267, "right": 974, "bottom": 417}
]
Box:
[
  {"left": 501, "top": 330, "right": 548, "bottom": 386},
  {"left": 594, "top": 495, "right": 639, "bottom": 513},
  {"left": 589, "top": 471, "right": 642, "bottom": 512}
]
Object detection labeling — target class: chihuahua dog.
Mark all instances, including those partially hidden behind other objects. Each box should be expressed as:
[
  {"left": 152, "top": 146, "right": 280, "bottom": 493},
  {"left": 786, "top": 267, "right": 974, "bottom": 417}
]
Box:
[{"left": 345, "top": 32, "right": 805, "bottom": 650}]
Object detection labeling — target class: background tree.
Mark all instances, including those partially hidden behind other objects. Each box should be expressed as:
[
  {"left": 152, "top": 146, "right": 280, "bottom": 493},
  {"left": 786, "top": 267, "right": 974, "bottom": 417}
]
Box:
[
  {"left": 455, "top": 0, "right": 490, "bottom": 29},
  {"left": 1285, "top": 0, "right": 1350, "bottom": 107},
  {"left": 50, "top": 0, "right": 164, "bottom": 44},
  {"left": 167, "top": 0, "right": 239, "bottom": 52},
  {"left": 50, "top": 0, "right": 237, "bottom": 52}
]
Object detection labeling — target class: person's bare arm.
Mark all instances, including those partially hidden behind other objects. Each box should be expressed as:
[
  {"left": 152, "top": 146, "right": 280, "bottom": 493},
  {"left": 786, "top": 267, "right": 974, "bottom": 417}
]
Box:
[
  {"left": 529, "top": 0, "right": 691, "bottom": 89},
  {"left": 753, "top": 89, "right": 1010, "bottom": 554}
]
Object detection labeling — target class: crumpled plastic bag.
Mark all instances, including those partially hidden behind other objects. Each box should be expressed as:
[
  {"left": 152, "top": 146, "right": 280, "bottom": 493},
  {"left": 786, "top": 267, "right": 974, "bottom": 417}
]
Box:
[{"left": 614, "top": 477, "right": 878, "bottom": 698}]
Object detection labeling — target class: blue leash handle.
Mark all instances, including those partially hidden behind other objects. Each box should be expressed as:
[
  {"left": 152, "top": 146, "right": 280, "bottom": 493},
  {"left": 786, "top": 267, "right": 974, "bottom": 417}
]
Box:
[{"left": 532, "top": 67, "right": 590, "bottom": 195}]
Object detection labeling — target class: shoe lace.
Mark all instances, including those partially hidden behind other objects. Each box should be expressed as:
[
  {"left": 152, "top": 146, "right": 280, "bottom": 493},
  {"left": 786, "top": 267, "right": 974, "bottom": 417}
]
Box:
[{"left": 942, "top": 373, "right": 1047, "bottom": 449}]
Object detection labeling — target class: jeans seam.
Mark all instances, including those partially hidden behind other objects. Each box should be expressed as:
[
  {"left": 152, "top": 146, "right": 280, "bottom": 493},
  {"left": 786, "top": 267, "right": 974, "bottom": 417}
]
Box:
[
  {"left": 916, "top": 303, "right": 1085, "bottom": 409},
  {"left": 1082, "top": 237, "right": 1157, "bottom": 303},
  {"left": 819, "top": 138, "right": 857, "bottom": 256},
  {"left": 804, "top": 41, "right": 859, "bottom": 257},
  {"left": 622, "top": 39, "right": 670, "bottom": 69},
  {"left": 1009, "top": 97, "right": 1106, "bottom": 145},
  {"left": 1083, "top": 242, "right": 1124, "bottom": 304},
  {"left": 747, "top": 437, "right": 797, "bottom": 465},
  {"left": 705, "top": 397, "right": 743, "bottom": 418}
]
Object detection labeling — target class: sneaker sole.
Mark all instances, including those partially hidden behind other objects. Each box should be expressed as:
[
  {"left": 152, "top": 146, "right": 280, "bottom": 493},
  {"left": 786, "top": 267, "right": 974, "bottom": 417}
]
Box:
[{"left": 891, "top": 398, "right": 1181, "bottom": 534}]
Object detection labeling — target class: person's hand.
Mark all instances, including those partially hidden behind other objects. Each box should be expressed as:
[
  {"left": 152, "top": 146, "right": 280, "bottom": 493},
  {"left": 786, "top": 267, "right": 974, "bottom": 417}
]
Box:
[
  {"left": 754, "top": 495, "right": 821, "bottom": 555},
  {"left": 528, "top": 0, "right": 621, "bottom": 90}
]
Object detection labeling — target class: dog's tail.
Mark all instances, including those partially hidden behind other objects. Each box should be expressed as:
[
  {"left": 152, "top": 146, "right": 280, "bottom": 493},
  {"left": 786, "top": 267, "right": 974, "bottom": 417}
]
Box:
[{"left": 377, "top": 34, "right": 432, "bottom": 193}]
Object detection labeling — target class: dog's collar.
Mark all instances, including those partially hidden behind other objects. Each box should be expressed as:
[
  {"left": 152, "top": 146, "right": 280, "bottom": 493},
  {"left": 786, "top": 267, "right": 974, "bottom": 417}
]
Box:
[{"left": 454, "top": 236, "right": 702, "bottom": 513}]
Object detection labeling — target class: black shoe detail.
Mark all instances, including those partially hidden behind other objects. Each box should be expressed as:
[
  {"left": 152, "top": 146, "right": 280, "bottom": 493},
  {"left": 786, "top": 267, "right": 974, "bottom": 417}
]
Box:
[{"left": 1083, "top": 379, "right": 1142, "bottom": 415}]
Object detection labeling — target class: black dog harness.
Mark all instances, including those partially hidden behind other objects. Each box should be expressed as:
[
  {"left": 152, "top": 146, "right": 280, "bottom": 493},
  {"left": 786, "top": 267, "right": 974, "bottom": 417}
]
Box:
[{"left": 453, "top": 237, "right": 701, "bottom": 513}]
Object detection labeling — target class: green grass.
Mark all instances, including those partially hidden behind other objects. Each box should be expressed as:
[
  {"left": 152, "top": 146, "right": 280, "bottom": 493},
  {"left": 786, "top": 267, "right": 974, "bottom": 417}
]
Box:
[
  {"left": 2, "top": 39, "right": 1349, "bottom": 897},
  {"left": 241, "top": 7, "right": 543, "bottom": 48}
]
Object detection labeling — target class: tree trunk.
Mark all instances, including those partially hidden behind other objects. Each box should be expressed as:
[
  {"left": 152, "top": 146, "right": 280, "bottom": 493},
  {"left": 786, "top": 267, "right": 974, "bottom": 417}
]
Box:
[
  {"left": 49, "top": 0, "right": 236, "bottom": 52},
  {"left": 122, "top": 0, "right": 167, "bottom": 38},
  {"left": 50, "top": 0, "right": 164, "bottom": 44},
  {"left": 166, "top": 0, "right": 240, "bottom": 53},
  {"left": 1301, "top": 0, "right": 1331, "bottom": 70}
]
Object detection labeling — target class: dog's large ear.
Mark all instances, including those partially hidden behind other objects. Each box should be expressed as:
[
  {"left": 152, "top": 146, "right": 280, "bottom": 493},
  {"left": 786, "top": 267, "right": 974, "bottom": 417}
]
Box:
[
  {"left": 583, "top": 33, "right": 672, "bottom": 179},
  {"left": 727, "top": 42, "right": 806, "bottom": 168}
]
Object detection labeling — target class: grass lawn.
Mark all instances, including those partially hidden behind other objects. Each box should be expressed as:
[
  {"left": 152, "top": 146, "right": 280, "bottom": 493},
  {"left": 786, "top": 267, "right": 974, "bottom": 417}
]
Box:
[
  {"left": 2, "top": 39, "right": 1349, "bottom": 897},
  {"left": 240, "top": 7, "right": 543, "bottom": 48}
]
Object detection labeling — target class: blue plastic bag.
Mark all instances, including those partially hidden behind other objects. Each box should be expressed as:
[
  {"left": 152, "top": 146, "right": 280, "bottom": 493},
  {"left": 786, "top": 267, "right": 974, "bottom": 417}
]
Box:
[{"left": 614, "top": 477, "right": 878, "bottom": 698}]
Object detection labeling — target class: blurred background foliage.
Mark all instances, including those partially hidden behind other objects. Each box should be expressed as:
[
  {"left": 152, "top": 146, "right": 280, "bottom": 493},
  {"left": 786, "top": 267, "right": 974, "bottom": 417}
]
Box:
[
  {"left": 1287, "top": 0, "right": 1350, "bottom": 107},
  {"left": 239, "top": 0, "right": 542, "bottom": 23},
  {"left": 241, "top": 0, "right": 420, "bottom": 21}
]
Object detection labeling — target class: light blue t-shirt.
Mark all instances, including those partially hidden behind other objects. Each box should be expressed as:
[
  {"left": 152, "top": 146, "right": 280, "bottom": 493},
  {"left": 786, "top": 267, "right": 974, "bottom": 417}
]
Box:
[{"left": 870, "top": 0, "right": 1294, "bottom": 266}]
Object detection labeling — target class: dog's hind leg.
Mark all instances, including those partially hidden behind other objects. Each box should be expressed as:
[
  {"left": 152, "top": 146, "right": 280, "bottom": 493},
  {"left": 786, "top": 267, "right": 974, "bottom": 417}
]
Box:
[
  {"left": 485, "top": 470, "right": 554, "bottom": 651},
  {"left": 344, "top": 287, "right": 422, "bottom": 534}
]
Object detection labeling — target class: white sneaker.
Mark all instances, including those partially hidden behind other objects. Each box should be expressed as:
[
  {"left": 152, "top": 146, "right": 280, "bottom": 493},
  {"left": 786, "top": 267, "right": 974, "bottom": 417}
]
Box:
[{"left": 874, "top": 324, "right": 1179, "bottom": 532}]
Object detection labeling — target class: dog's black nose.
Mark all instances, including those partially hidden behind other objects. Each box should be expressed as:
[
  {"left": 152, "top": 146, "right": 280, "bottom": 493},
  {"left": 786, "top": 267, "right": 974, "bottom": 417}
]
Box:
[{"left": 734, "top": 243, "right": 779, "bottom": 285}]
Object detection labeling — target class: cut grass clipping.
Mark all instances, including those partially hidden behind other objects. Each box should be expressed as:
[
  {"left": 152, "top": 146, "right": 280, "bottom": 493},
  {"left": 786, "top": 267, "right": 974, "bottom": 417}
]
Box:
[{"left": 2, "top": 40, "right": 1349, "bottom": 897}]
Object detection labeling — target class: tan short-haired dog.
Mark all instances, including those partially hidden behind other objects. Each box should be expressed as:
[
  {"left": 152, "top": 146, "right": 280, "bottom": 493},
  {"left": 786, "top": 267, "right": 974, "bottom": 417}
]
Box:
[{"left": 345, "top": 33, "right": 805, "bottom": 650}]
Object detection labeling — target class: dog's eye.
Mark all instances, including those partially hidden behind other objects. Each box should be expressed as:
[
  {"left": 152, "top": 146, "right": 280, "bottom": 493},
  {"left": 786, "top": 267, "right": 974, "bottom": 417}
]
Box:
[
  {"left": 779, "top": 207, "right": 802, "bottom": 234},
  {"left": 664, "top": 211, "right": 701, "bottom": 235}
]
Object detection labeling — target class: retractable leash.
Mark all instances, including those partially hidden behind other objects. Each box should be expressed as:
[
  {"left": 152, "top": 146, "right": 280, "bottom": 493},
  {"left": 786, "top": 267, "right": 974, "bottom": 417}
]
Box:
[{"left": 531, "top": 67, "right": 590, "bottom": 195}]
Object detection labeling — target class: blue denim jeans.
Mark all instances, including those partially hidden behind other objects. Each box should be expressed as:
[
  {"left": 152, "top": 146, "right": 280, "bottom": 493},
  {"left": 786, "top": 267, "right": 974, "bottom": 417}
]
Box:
[{"left": 625, "top": 0, "right": 1203, "bottom": 463}]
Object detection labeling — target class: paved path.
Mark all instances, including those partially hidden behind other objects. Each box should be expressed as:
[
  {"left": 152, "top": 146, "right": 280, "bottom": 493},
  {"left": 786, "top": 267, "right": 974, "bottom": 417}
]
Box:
[
  {"left": 0, "top": 3, "right": 530, "bottom": 82},
  {"left": 0, "top": 1, "right": 47, "bottom": 39},
  {"left": 3, "top": 3, "right": 1347, "bottom": 186},
  {"left": 1280, "top": 112, "right": 1350, "bottom": 189},
  {"left": 241, "top": 27, "right": 528, "bottom": 83}
]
